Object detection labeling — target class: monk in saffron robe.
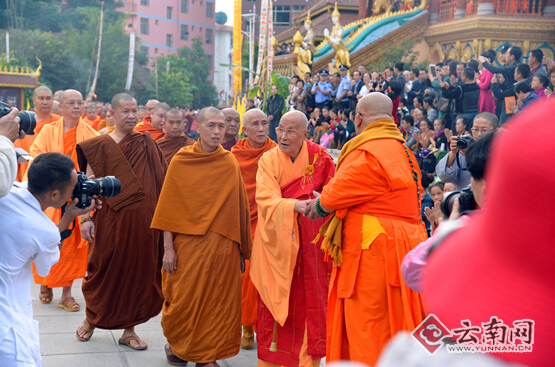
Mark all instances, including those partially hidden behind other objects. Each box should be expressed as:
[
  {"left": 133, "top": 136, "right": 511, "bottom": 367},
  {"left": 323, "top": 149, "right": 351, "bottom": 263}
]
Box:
[
  {"left": 75, "top": 93, "right": 166, "bottom": 350},
  {"left": 80, "top": 102, "right": 102, "bottom": 130},
  {"left": 28, "top": 89, "right": 99, "bottom": 310},
  {"left": 305, "top": 92, "right": 427, "bottom": 366},
  {"left": 52, "top": 100, "right": 63, "bottom": 117},
  {"left": 96, "top": 105, "right": 110, "bottom": 131},
  {"left": 135, "top": 101, "right": 168, "bottom": 141},
  {"left": 14, "top": 86, "right": 60, "bottom": 181},
  {"left": 156, "top": 108, "right": 195, "bottom": 164},
  {"left": 151, "top": 106, "right": 252, "bottom": 367},
  {"left": 221, "top": 108, "right": 240, "bottom": 151},
  {"left": 251, "top": 110, "right": 335, "bottom": 367},
  {"left": 98, "top": 113, "right": 115, "bottom": 135},
  {"left": 231, "top": 109, "right": 277, "bottom": 350}
]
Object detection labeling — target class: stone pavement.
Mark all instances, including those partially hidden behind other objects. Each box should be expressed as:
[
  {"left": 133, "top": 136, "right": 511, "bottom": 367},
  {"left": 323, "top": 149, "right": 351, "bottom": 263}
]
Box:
[{"left": 33, "top": 279, "right": 258, "bottom": 367}]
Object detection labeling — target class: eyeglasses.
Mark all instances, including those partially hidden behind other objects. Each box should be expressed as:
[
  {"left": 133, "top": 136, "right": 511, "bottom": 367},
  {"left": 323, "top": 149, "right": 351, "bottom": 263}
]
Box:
[
  {"left": 64, "top": 101, "right": 84, "bottom": 107},
  {"left": 275, "top": 127, "right": 306, "bottom": 136},
  {"left": 471, "top": 127, "right": 491, "bottom": 134}
]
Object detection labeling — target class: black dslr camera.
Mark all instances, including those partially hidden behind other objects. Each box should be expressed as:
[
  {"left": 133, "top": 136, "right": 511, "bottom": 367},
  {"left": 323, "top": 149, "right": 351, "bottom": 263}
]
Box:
[
  {"left": 441, "top": 185, "right": 477, "bottom": 218},
  {"left": 0, "top": 101, "right": 37, "bottom": 135},
  {"left": 72, "top": 172, "right": 121, "bottom": 209},
  {"left": 455, "top": 134, "right": 473, "bottom": 150}
]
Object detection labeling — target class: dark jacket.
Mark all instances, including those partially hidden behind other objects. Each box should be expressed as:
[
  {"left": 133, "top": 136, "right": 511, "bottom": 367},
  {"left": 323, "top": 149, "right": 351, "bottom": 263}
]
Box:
[
  {"left": 266, "top": 94, "right": 284, "bottom": 121},
  {"left": 442, "top": 82, "right": 480, "bottom": 114}
]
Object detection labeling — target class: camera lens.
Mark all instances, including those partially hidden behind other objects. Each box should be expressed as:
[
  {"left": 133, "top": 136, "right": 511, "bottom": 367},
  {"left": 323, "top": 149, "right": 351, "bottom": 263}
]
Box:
[
  {"left": 18, "top": 111, "right": 37, "bottom": 135},
  {"left": 440, "top": 191, "right": 460, "bottom": 218},
  {"left": 98, "top": 176, "right": 121, "bottom": 198}
]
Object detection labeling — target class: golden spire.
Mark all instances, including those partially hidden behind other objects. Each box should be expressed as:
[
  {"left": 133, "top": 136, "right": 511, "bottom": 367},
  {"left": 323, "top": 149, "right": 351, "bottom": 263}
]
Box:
[
  {"left": 332, "top": 2, "right": 340, "bottom": 17},
  {"left": 305, "top": 10, "right": 312, "bottom": 26}
]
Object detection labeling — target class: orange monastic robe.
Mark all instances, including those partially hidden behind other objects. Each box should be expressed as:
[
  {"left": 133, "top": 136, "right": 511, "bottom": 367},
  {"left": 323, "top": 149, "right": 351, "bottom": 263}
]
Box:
[
  {"left": 29, "top": 118, "right": 100, "bottom": 288},
  {"left": 14, "top": 114, "right": 60, "bottom": 181},
  {"left": 135, "top": 116, "right": 165, "bottom": 141},
  {"left": 80, "top": 115, "right": 102, "bottom": 131},
  {"left": 231, "top": 137, "right": 277, "bottom": 328},
  {"left": 320, "top": 119, "right": 427, "bottom": 366}
]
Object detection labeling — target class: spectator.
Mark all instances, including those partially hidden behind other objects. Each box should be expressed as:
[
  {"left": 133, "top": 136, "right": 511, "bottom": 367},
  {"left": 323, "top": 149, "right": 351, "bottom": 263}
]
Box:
[
  {"left": 420, "top": 173, "right": 435, "bottom": 235},
  {"left": 454, "top": 115, "right": 471, "bottom": 136},
  {"left": 349, "top": 70, "right": 364, "bottom": 109},
  {"left": 388, "top": 80, "right": 402, "bottom": 125},
  {"left": 358, "top": 72, "right": 373, "bottom": 99},
  {"left": 546, "top": 66, "right": 555, "bottom": 98},
  {"left": 311, "top": 70, "right": 332, "bottom": 109},
  {"left": 508, "top": 80, "right": 540, "bottom": 113},
  {"left": 431, "top": 118, "right": 449, "bottom": 151},
  {"left": 423, "top": 181, "right": 446, "bottom": 235},
  {"left": 394, "top": 62, "right": 406, "bottom": 91},
  {"left": 531, "top": 74, "right": 549, "bottom": 99},
  {"left": 479, "top": 45, "right": 520, "bottom": 88},
  {"left": 307, "top": 107, "right": 320, "bottom": 138},
  {"left": 423, "top": 96, "right": 438, "bottom": 123},
  {"left": 413, "top": 95, "right": 423, "bottom": 109},
  {"left": 414, "top": 107, "right": 427, "bottom": 127},
  {"left": 335, "top": 65, "right": 351, "bottom": 109},
  {"left": 413, "top": 119, "right": 433, "bottom": 150},
  {"left": 304, "top": 72, "right": 315, "bottom": 111},
  {"left": 318, "top": 106, "right": 331, "bottom": 126},
  {"left": 478, "top": 50, "right": 497, "bottom": 113},
  {"left": 313, "top": 120, "right": 330, "bottom": 144},
  {"left": 329, "top": 72, "right": 340, "bottom": 104},
  {"left": 358, "top": 64, "right": 367, "bottom": 75},
  {"left": 436, "top": 112, "right": 498, "bottom": 190},
  {"left": 291, "top": 79, "right": 308, "bottom": 114},
  {"left": 525, "top": 48, "right": 547, "bottom": 83},
  {"left": 0, "top": 108, "right": 21, "bottom": 198},
  {"left": 401, "top": 115, "right": 420, "bottom": 150},
  {"left": 329, "top": 108, "right": 340, "bottom": 125},
  {"left": 346, "top": 109, "right": 356, "bottom": 139},
  {"left": 491, "top": 63, "right": 530, "bottom": 123},
  {"left": 441, "top": 67, "right": 480, "bottom": 121},
  {"left": 418, "top": 69, "right": 431, "bottom": 96},
  {"left": 266, "top": 85, "right": 285, "bottom": 142},
  {"left": 468, "top": 59, "right": 480, "bottom": 73},
  {"left": 407, "top": 68, "right": 421, "bottom": 108}
]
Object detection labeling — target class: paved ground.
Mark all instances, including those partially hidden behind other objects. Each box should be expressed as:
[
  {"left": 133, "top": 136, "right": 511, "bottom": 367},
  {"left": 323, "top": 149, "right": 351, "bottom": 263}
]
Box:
[{"left": 33, "top": 279, "right": 258, "bottom": 367}]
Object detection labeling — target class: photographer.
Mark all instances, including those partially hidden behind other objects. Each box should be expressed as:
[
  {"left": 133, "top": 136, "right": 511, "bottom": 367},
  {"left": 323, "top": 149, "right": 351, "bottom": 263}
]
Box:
[
  {"left": 435, "top": 112, "right": 497, "bottom": 190},
  {"left": 0, "top": 107, "right": 22, "bottom": 198},
  {"left": 0, "top": 152, "right": 100, "bottom": 367},
  {"left": 401, "top": 131, "right": 495, "bottom": 293}
]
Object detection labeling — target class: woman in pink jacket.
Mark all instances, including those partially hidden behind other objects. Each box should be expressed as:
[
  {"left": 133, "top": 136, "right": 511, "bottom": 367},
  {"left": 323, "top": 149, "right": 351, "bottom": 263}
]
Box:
[{"left": 478, "top": 50, "right": 496, "bottom": 113}]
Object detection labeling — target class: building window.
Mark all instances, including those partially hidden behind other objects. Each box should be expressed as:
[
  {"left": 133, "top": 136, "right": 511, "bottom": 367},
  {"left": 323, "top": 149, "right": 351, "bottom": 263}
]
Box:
[
  {"left": 206, "top": 29, "right": 213, "bottom": 44},
  {"left": 292, "top": 5, "right": 306, "bottom": 15},
  {"left": 155, "top": 48, "right": 158, "bottom": 54},
  {"left": 140, "top": 18, "right": 149, "bottom": 35},
  {"left": 181, "top": 24, "right": 189, "bottom": 40},
  {"left": 191, "top": 25, "right": 195, "bottom": 31},
  {"left": 207, "top": 55, "right": 212, "bottom": 69},
  {"left": 140, "top": 46, "right": 148, "bottom": 57},
  {"left": 167, "top": 7, "right": 173, "bottom": 19},
  {"left": 181, "top": 0, "right": 188, "bottom": 13},
  {"left": 200, "top": 27, "right": 203, "bottom": 32},
  {"left": 206, "top": 2, "right": 214, "bottom": 18},
  {"left": 141, "top": 0, "right": 149, "bottom": 5},
  {"left": 273, "top": 6, "right": 291, "bottom": 26},
  {"left": 167, "top": 34, "right": 173, "bottom": 48}
]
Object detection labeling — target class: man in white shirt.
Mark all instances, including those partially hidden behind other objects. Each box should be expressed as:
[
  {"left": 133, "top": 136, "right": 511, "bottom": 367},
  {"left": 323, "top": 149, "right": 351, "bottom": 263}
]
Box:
[
  {"left": 0, "top": 152, "right": 98, "bottom": 367},
  {"left": 0, "top": 107, "right": 22, "bottom": 198}
]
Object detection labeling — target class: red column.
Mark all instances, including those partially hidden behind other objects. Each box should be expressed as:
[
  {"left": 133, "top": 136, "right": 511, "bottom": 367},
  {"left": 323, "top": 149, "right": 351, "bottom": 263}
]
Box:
[
  {"left": 430, "top": 0, "right": 440, "bottom": 23},
  {"left": 359, "top": 0, "right": 370, "bottom": 19}
]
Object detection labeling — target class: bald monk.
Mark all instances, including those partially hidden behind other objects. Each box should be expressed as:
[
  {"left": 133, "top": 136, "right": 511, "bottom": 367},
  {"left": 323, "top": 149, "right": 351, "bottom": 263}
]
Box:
[
  {"left": 304, "top": 92, "right": 427, "bottom": 366},
  {"left": 151, "top": 106, "right": 251, "bottom": 367},
  {"left": 98, "top": 113, "right": 115, "bottom": 135},
  {"left": 76, "top": 93, "right": 166, "bottom": 350},
  {"left": 231, "top": 109, "right": 277, "bottom": 350},
  {"left": 53, "top": 90, "right": 63, "bottom": 102},
  {"left": 52, "top": 100, "right": 63, "bottom": 116},
  {"left": 14, "top": 86, "right": 60, "bottom": 181},
  {"left": 134, "top": 99, "right": 159, "bottom": 128},
  {"left": 251, "top": 110, "right": 335, "bottom": 367},
  {"left": 222, "top": 108, "right": 240, "bottom": 151},
  {"left": 81, "top": 102, "right": 102, "bottom": 130},
  {"left": 28, "top": 89, "right": 99, "bottom": 310},
  {"left": 96, "top": 105, "right": 110, "bottom": 130},
  {"left": 135, "top": 102, "right": 168, "bottom": 141},
  {"left": 156, "top": 108, "right": 195, "bottom": 164}
]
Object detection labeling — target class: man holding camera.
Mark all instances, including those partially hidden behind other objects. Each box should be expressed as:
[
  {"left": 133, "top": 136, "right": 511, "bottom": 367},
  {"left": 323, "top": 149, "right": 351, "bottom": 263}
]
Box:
[
  {"left": 436, "top": 112, "right": 498, "bottom": 191},
  {"left": 76, "top": 93, "right": 166, "bottom": 350},
  {"left": 0, "top": 108, "right": 21, "bottom": 198},
  {"left": 27, "top": 89, "right": 99, "bottom": 310},
  {"left": 0, "top": 152, "right": 99, "bottom": 367}
]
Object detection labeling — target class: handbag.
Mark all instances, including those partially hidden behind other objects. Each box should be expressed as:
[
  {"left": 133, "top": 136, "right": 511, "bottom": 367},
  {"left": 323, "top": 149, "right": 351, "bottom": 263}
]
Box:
[{"left": 437, "top": 97, "right": 450, "bottom": 112}]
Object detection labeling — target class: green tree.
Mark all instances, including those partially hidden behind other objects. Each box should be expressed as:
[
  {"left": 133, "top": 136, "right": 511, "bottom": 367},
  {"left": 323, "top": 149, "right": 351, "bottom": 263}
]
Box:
[
  {"left": 366, "top": 40, "right": 426, "bottom": 73},
  {"left": 177, "top": 37, "right": 218, "bottom": 108},
  {"left": 149, "top": 54, "right": 194, "bottom": 107}
]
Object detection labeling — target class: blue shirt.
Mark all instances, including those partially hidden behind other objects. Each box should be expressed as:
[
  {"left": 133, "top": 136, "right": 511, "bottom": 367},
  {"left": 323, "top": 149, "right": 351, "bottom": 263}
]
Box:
[
  {"left": 336, "top": 75, "right": 351, "bottom": 102},
  {"left": 311, "top": 81, "right": 332, "bottom": 104}
]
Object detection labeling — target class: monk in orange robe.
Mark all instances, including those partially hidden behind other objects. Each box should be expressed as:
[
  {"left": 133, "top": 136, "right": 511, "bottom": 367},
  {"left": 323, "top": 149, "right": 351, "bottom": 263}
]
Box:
[
  {"left": 156, "top": 108, "right": 195, "bottom": 164},
  {"left": 80, "top": 102, "right": 102, "bottom": 130},
  {"left": 135, "top": 101, "right": 168, "bottom": 141},
  {"left": 251, "top": 111, "right": 335, "bottom": 367},
  {"left": 305, "top": 92, "right": 427, "bottom": 366},
  {"left": 231, "top": 109, "right": 277, "bottom": 350},
  {"left": 96, "top": 105, "right": 110, "bottom": 131},
  {"left": 151, "top": 106, "right": 252, "bottom": 366},
  {"left": 134, "top": 99, "right": 158, "bottom": 129},
  {"left": 14, "top": 86, "right": 60, "bottom": 181},
  {"left": 27, "top": 89, "right": 99, "bottom": 310},
  {"left": 76, "top": 93, "right": 166, "bottom": 350},
  {"left": 98, "top": 113, "right": 116, "bottom": 135},
  {"left": 222, "top": 108, "right": 240, "bottom": 151},
  {"left": 52, "top": 100, "right": 63, "bottom": 117}
]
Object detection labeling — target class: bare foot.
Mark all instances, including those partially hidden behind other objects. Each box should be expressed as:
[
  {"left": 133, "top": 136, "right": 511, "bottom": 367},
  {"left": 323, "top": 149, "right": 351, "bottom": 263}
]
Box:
[{"left": 76, "top": 319, "right": 95, "bottom": 341}]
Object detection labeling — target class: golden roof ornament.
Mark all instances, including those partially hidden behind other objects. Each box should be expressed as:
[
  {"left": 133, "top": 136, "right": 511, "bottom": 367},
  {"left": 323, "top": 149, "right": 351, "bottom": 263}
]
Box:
[
  {"left": 305, "top": 10, "right": 312, "bottom": 26},
  {"left": 332, "top": 2, "right": 340, "bottom": 17}
]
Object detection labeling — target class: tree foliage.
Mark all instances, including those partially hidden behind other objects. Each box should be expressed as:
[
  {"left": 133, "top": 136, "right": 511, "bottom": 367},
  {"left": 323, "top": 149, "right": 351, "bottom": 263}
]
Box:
[
  {"left": 149, "top": 55, "right": 194, "bottom": 108},
  {"left": 366, "top": 40, "right": 427, "bottom": 72}
]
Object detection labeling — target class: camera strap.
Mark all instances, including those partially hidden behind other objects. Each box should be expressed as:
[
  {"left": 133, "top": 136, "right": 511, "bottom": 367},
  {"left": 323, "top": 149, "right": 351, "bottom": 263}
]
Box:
[{"left": 59, "top": 203, "right": 77, "bottom": 241}]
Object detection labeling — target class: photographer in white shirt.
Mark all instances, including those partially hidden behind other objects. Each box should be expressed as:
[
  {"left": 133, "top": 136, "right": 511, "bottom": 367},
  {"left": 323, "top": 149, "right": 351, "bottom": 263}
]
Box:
[
  {"left": 0, "top": 152, "right": 100, "bottom": 367},
  {"left": 0, "top": 107, "right": 23, "bottom": 198}
]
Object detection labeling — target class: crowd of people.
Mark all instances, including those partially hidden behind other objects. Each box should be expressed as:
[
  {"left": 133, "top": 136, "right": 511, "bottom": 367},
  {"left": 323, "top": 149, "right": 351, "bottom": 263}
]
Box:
[{"left": 0, "top": 43, "right": 553, "bottom": 367}]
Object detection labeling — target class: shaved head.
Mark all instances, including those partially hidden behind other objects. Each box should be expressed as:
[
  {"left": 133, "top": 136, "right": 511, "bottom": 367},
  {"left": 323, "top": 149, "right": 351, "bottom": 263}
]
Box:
[
  {"left": 281, "top": 110, "right": 308, "bottom": 130},
  {"left": 355, "top": 92, "right": 393, "bottom": 134},
  {"left": 33, "top": 86, "right": 52, "bottom": 98},
  {"left": 85, "top": 102, "right": 96, "bottom": 111},
  {"left": 153, "top": 102, "right": 171, "bottom": 114},
  {"left": 222, "top": 108, "right": 240, "bottom": 119},
  {"left": 111, "top": 93, "right": 136, "bottom": 112},
  {"left": 197, "top": 106, "right": 224, "bottom": 126},
  {"left": 60, "top": 89, "right": 83, "bottom": 103},
  {"left": 145, "top": 99, "right": 160, "bottom": 117},
  {"left": 165, "top": 108, "right": 183, "bottom": 119},
  {"left": 243, "top": 108, "right": 266, "bottom": 127},
  {"left": 52, "top": 101, "right": 62, "bottom": 116}
]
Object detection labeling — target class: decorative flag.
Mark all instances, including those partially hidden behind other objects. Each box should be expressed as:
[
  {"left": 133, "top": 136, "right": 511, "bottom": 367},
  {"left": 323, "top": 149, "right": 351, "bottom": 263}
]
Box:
[
  {"left": 267, "top": 1, "right": 274, "bottom": 79},
  {"left": 254, "top": 0, "right": 268, "bottom": 85},
  {"left": 125, "top": 31, "right": 135, "bottom": 90},
  {"left": 233, "top": 0, "right": 242, "bottom": 95}
]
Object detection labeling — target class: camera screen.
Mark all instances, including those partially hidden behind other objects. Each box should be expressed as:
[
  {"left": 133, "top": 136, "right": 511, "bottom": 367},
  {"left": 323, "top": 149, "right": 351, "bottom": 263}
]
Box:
[{"left": 429, "top": 65, "right": 436, "bottom": 78}]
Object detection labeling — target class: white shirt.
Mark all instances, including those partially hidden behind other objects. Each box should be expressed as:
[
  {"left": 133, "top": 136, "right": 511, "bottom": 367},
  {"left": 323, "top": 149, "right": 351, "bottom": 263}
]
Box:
[
  {"left": 0, "top": 185, "right": 60, "bottom": 365},
  {"left": 359, "top": 85, "right": 371, "bottom": 97},
  {"left": 0, "top": 136, "right": 17, "bottom": 198}
]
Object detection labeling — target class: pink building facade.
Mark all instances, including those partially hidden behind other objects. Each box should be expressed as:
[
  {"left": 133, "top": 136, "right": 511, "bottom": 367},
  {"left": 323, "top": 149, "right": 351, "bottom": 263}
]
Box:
[{"left": 119, "top": 0, "right": 215, "bottom": 79}]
